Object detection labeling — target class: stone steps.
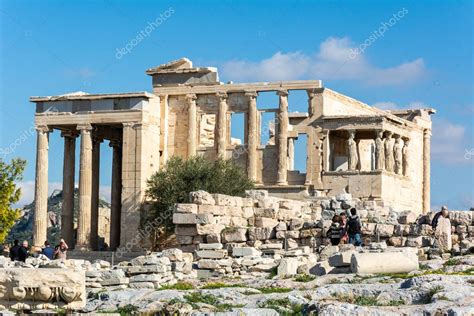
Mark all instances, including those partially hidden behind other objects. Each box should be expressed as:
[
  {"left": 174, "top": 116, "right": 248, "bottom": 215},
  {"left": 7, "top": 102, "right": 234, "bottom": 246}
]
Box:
[{"left": 67, "top": 251, "right": 146, "bottom": 264}]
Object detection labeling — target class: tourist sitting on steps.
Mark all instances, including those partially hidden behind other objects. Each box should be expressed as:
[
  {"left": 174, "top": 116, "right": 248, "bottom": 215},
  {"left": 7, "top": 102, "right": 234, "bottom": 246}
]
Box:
[
  {"left": 432, "top": 205, "right": 449, "bottom": 230},
  {"left": 42, "top": 240, "right": 54, "bottom": 260},
  {"left": 339, "top": 212, "right": 348, "bottom": 244},
  {"left": 347, "top": 208, "right": 362, "bottom": 246},
  {"left": 54, "top": 239, "right": 69, "bottom": 260},
  {"left": 18, "top": 240, "right": 29, "bottom": 262},
  {"left": 327, "top": 215, "right": 343, "bottom": 246},
  {"left": 9, "top": 239, "right": 21, "bottom": 261}
]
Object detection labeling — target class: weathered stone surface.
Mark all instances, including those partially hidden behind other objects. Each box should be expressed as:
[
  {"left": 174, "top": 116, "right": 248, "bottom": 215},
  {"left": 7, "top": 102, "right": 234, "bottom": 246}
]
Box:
[
  {"left": 434, "top": 217, "right": 452, "bottom": 252},
  {"left": 232, "top": 247, "right": 261, "bottom": 257},
  {"left": 0, "top": 268, "right": 85, "bottom": 310},
  {"left": 221, "top": 228, "right": 248, "bottom": 243},
  {"left": 350, "top": 251, "right": 418, "bottom": 274},
  {"left": 189, "top": 190, "right": 215, "bottom": 205},
  {"left": 398, "top": 210, "right": 418, "bottom": 224},
  {"left": 173, "top": 213, "right": 214, "bottom": 224},
  {"left": 195, "top": 249, "right": 228, "bottom": 259},
  {"left": 196, "top": 224, "right": 225, "bottom": 235},
  {"left": 249, "top": 227, "right": 275, "bottom": 240},
  {"left": 175, "top": 224, "right": 198, "bottom": 236},
  {"left": 328, "top": 250, "right": 355, "bottom": 267},
  {"left": 162, "top": 248, "right": 183, "bottom": 262},
  {"left": 376, "top": 224, "right": 395, "bottom": 237},
  {"left": 255, "top": 217, "right": 279, "bottom": 228},
  {"left": 174, "top": 203, "right": 198, "bottom": 214},
  {"left": 277, "top": 257, "right": 298, "bottom": 277}
]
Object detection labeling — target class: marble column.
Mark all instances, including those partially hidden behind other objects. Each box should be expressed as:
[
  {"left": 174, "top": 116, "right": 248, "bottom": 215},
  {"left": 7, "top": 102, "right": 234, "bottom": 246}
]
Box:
[
  {"left": 246, "top": 91, "right": 258, "bottom": 182},
  {"left": 402, "top": 137, "right": 410, "bottom": 177},
  {"left": 76, "top": 124, "right": 93, "bottom": 250},
  {"left": 33, "top": 125, "right": 50, "bottom": 248},
  {"left": 90, "top": 136, "right": 102, "bottom": 250},
  {"left": 60, "top": 130, "right": 76, "bottom": 248},
  {"left": 216, "top": 92, "right": 228, "bottom": 158},
  {"left": 109, "top": 140, "right": 122, "bottom": 250},
  {"left": 186, "top": 94, "right": 197, "bottom": 158},
  {"left": 288, "top": 138, "right": 295, "bottom": 170},
  {"left": 276, "top": 90, "right": 289, "bottom": 185},
  {"left": 423, "top": 129, "right": 431, "bottom": 214}
]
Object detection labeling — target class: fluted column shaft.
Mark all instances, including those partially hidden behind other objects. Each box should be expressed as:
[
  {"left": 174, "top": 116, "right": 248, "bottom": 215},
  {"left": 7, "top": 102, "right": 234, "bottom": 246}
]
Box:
[
  {"left": 33, "top": 126, "right": 50, "bottom": 247},
  {"left": 186, "top": 94, "right": 197, "bottom": 158},
  {"left": 216, "top": 92, "right": 228, "bottom": 158},
  {"left": 90, "top": 136, "right": 102, "bottom": 250},
  {"left": 246, "top": 91, "right": 258, "bottom": 182},
  {"left": 423, "top": 130, "right": 431, "bottom": 214},
  {"left": 276, "top": 90, "right": 289, "bottom": 185},
  {"left": 110, "top": 140, "right": 122, "bottom": 250},
  {"left": 61, "top": 131, "right": 76, "bottom": 248},
  {"left": 76, "top": 124, "right": 93, "bottom": 250}
]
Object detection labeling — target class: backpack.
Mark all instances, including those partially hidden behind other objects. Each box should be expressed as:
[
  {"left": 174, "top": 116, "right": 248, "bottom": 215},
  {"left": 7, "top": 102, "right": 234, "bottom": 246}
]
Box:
[{"left": 347, "top": 216, "right": 361, "bottom": 235}]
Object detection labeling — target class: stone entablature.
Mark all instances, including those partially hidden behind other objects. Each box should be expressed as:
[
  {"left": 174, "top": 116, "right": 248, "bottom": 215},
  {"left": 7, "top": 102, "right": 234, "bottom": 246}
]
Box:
[{"left": 29, "top": 58, "right": 435, "bottom": 250}]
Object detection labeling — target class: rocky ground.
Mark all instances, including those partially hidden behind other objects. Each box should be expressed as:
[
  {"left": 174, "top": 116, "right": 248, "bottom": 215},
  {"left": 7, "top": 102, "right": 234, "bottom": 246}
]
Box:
[{"left": 83, "top": 255, "right": 473, "bottom": 315}]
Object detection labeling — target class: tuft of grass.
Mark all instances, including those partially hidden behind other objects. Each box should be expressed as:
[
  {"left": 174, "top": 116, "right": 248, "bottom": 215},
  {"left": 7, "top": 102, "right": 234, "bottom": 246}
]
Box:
[
  {"left": 116, "top": 304, "right": 139, "bottom": 316},
  {"left": 294, "top": 274, "right": 316, "bottom": 283},
  {"left": 444, "top": 258, "right": 460, "bottom": 266},
  {"left": 183, "top": 292, "right": 244, "bottom": 312},
  {"left": 257, "top": 287, "right": 293, "bottom": 294},
  {"left": 159, "top": 281, "right": 195, "bottom": 291},
  {"left": 258, "top": 298, "right": 304, "bottom": 315},
  {"left": 426, "top": 285, "right": 444, "bottom": 303},
  {"left": 267, "top": 266, "right": 278, "bottom": 279},
  {"left": 332, "top": 293, "right": 405, "bottom": 307},
  {"left": 201, "top": 282, "right": 245, "bottom": 289}
]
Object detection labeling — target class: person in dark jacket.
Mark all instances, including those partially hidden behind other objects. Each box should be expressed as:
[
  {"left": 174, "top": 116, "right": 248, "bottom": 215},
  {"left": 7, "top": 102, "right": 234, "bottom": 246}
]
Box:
[
  {"left": 18, "top": 240, "right": 29, "bottom": 262},
  {"left": 432, "top": 206, "right": 448, "bottom": 230},
  {"left": 42, "top": 240, "right": 54, "bottom": 260},
  {"left": 9, "top": 240, "right": 21, "bottom": 261},
  {"left": 327, "top": 215, "right": 343, "bottom": 246},
  {"left": 346, "top": 208, "right": 362, "bottom": 246}
]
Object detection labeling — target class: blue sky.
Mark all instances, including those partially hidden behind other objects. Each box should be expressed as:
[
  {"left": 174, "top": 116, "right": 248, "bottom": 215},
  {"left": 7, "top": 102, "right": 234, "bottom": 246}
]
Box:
[{"left": 0, "top": 0, "right": 473, "bottom": 209}]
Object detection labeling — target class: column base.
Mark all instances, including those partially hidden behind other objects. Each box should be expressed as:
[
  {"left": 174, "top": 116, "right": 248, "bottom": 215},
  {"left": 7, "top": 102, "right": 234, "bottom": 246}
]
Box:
[{"left": 276, "top": 180, "right": 288, "bottom": 186}]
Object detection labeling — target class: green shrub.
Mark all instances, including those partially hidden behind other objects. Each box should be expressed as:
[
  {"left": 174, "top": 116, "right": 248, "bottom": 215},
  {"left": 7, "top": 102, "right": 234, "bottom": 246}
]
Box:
[
  {"left": 145, "top": 156, "right": 254, "bottom": 234},
  {"left": 158, "top": 281, "right": 195, "bottom": 290},
  {"left": 294, "top": 274, "right": 316, "bottom": 282}
]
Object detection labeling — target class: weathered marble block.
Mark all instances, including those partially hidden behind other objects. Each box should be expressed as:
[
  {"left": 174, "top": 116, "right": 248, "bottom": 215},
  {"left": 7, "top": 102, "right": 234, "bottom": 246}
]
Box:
[{"left": 0, "top": 268, "right": 85, "bottom": 310}]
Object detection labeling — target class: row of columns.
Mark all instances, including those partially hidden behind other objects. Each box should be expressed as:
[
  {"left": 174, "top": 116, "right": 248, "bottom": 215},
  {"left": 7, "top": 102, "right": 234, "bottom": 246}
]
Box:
[
  {"left": 33, "top": 124, "right": 123, "bottom": 250},
  {"left": 184, "top": 90, "right": 289, "bottom": 185}
]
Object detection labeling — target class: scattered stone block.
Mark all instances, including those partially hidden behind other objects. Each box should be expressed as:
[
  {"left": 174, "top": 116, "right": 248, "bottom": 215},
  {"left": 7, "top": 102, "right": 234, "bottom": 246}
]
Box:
[
  {"left": 189, "top": 190, "right": 215, "bottom": 205},
  {"left": 277, "top": 257, "right": 298, "bottom": 277},
  {"left": 195, "top": 249, "right": 228, "bottom": 259},
  {"left": 174, "top": 203, "right": 198, "bottom": 214},
  {"left": 232, "top": 247, "right": 261, "bottom": 257},
  {"left": 350, "top": 251, "right": 419, "bottom": 274},
  {"left": 221, "top": 228, "right": 248, "bottom": 243}
]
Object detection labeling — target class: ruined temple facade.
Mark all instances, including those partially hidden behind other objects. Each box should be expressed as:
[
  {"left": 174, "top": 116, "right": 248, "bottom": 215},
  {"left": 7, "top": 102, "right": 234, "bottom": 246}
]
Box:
[{"left": 30, "top": 58, "right": 435, "bottom": 250}]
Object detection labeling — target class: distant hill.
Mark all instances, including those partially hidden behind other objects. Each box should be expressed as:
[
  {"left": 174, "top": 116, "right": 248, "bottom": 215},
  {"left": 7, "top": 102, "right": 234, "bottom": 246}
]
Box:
[{"left": 7, "top": 188, "right": 110, "bottom": 247}]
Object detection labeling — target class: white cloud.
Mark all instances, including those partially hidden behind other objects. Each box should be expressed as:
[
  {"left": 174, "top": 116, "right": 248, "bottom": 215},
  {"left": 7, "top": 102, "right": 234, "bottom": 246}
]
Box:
[
  {"left": 15, "top": 181, "right": 111, "bottom": 208},
  {"left": 221, "top": 37, "right": 426, "bottom": 86},
  {"left": 63, "top": 67, "right": 96, "bottom": 79},
  {"left": 431, "top": 118, "right": 471, "bottom": 165}
]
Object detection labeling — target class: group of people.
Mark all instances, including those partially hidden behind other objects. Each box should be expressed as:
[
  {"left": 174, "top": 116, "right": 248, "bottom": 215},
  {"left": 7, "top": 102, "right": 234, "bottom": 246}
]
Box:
[
  {"left": 8, "top": 239, "right": 68, "bottom": 262},
  {"left": 327, "top": 208, "right": 362, "bottom": 246}
]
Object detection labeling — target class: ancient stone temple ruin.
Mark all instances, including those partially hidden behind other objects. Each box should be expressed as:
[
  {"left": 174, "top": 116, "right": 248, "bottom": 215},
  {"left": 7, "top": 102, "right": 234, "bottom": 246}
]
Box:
[{"left": 29, "top": 58, "right": 435, "bottom": 250}]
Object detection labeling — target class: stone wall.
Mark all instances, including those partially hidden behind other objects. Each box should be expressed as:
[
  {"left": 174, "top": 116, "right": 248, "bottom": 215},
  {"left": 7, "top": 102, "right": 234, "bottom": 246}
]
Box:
[{"left": 173, "top": 190, "right": 474, "bottom": 260}]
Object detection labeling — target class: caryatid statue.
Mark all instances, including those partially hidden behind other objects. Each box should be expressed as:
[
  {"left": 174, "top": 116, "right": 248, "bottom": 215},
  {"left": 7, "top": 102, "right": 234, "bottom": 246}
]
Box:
[
  {"left": 384, "top": 131, "right": 394, "bottom": 172},
  {"left": 347, "top": 130, "right": 358, "bottom": 171},
  {"left": 402, "top": 137, "right": 410, "bottom": 176},
  {"left": 393, "top": 135, "right": 403, "bottom": 175},
  {"left": 374, "top": 130, "right": 385, "bottom": 170}
]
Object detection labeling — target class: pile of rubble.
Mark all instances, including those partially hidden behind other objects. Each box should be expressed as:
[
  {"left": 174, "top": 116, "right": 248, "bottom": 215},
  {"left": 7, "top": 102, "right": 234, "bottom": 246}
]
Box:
[{"left": 173, "top": 190, "right": 474, "bottom": 260}]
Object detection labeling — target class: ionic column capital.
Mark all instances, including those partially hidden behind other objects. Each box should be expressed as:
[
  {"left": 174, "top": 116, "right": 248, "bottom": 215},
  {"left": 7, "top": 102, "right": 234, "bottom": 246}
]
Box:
[
  {"left": 423, "top": 129, "right": 432, "bottom": 138},
  {"left": 216, "top": 92, "right": 228, "bottom": 101},
  {"left": 186, "top": 93, "right": 197, "bottom": 102},
  {"left": 36, "top": 125, "right": 51, "bottom": 133},
  {"left": 77, "top": 124, "right": 93, "bottom": 132},
  {"left": 244, "top": 90, "right": 258, "bottom": 99},
  {"left": 277, "top": 90, "right": 289, "bottom": 97}
]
